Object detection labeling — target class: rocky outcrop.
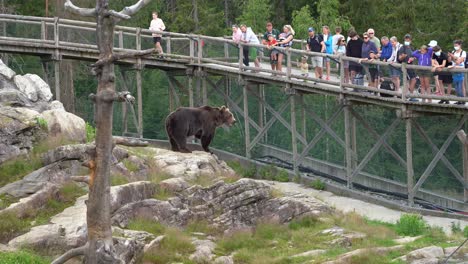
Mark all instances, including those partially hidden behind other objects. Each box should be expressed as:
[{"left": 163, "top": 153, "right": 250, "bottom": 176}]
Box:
[
  {"left": 323, "top": 245, "right": 404, "bottom": 264},
  {"left": 112, "top": 179, "right": 331, "bottom": 232},
  {"left": 153, "top": 149, "right": 235, "bottom": 180},
  {"left": 8, "top": 182, "right": 156, "bottom": 254},
  {"left": 395, "top": 245, "right": 445, "bottom": 264},
  {"left": 41, "top": 108, "right": 86, "bottom": 143}
]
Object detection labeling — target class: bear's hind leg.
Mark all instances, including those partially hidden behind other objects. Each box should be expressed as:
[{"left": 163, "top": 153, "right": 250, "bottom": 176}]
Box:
[
  {"left": 169, "top": 137, "right": 180, "bottom": 152},
  {"left": 201, "top": 134, "right": 214, "bottom": 154}
]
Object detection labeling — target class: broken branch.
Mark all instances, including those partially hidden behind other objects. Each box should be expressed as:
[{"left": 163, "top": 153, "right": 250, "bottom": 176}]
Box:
[
  {"left": 106, "top": 10, "right": 130, "bottom": 20},
  {"left": 51, "top": 244, "right": 88, "bottom": 264},
  {"left": 118, "top": 0, "right": 152, "bottom": 18},
  {"left": 113, "top": 136, "right": 149, "bottom": 147},
  {"left": 70, "top": 176, "right": 90, "bottom": 184},
  {"left": 92, "top": 49, "right": 155, "bottom": 68},
  {"left": 64, "top": 0, "right": 96, "bottom": 17}
]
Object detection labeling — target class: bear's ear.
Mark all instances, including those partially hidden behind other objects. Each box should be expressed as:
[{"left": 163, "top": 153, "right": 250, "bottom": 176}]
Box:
[{"left": 220, "top": 105, "right": 226, "bottom": 111}]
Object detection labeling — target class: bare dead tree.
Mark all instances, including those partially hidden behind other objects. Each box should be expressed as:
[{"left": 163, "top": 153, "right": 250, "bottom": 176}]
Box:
[{"left": 51, "top": 0, "right": 153, "bottom": 263}]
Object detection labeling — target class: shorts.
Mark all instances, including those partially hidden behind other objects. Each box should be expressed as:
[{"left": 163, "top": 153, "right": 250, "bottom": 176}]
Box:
[
  {"left": 407, "top": 69, "right": 416, "bottom": 79},
  {"left": 417, "top": 69, "right": 432, "bottom": 78},
  {"left": 390, "top": 67, "right": 401, "bottom": 77},
  {"left": 343, "top": 61, "right": 349, "bottom": 68},
  {"left": 249, "top": 47, "right": 258, "bottom": 61},
  {"left": 153, "top": 37, "right": 162, "bottom": 43},
  {"left": 311, "top": 56, "right": 323, "bottom": 68},
  {"left": 369, "top": 68, "right": 378, "bottom": 81},
  {"left": 324, "top": 57, "right": 330, "bottom": 63},
  {"left": 349, "top": 62, "right": 362, "bottom": 73},
  {"left": 439, "top": 74, "right": 453, "bottom": 84}
]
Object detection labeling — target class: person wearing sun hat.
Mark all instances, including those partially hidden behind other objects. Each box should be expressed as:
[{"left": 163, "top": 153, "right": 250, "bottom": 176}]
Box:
[{"left": 427, "top": 40, "right": 439, "bottom": 93}]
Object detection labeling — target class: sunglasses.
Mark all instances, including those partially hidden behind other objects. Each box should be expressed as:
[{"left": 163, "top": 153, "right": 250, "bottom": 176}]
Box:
[
  {"left": 364, "top": 37, "right": 369, "bottom": 39},
  {"left": 369, "top": 33, "right": 374, "bottom": 35}
]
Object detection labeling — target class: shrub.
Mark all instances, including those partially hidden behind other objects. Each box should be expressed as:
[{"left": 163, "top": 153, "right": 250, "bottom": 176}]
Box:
[
  {"left": 226, "top": 161, "right": 257, "bottom": 178},
  {"left": 451, "top": 221, "right": 462, "bottom": 234},
  {"left": 288, "top": 216, "right": 318, "bottom": 230},
  {"left": 259, "top": 165, "right": 277, "bottom": 180},
  {"left": 85, "top": 122, "right": 96, "bottom": 142},
  {"left": 310, "top": 179, "right": 326, "bottom": 190},
  {"left": 274, "top": 169, "right": 290, "bottom": 182},
  {"left": 111, "top": 173, "right": 130, "bottom": 186},
  {"left": 127, "top": 218, "right": 166, "bottom": 235},
  {"left": 396, "top": 214, "right": 427, "bottom": 236}
]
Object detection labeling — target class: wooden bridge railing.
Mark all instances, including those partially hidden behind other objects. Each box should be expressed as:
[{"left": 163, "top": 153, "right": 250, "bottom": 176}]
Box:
[{"left": 1, "top": 13, "right": 467, "bottom": 106}]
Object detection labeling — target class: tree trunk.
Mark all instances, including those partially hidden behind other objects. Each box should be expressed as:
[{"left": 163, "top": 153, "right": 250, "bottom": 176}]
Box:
[
  {"left": 83, "top": 1, "right": 117, "bottom": 262},
  {"left": 224, "top": 0, "right": 229, "bottom": 27},
  {"left": 192, "top": 0, "right": 199, "bottom": 32}
]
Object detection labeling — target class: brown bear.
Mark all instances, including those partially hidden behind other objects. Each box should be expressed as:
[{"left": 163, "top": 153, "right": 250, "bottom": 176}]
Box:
[{"left": 165, "top": 105, "right": 236, "bottom": 153}]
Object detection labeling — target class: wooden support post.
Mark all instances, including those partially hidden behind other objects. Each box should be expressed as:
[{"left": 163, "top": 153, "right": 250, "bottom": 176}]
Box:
[
  {"left": 168, "top": 75, "right": 174, "bottom": 112},
  {"left": 258, "top": 84, "right": 265, "bottom": 142},
  {"left": 351, "top": 115, "right": 357, "bottom": 169},
  {"left": 456, "top": 130, "right": 468, "bottom": 202},
  {"left": 406, "top": 117, "right": 414, "bottom": 206},
  {"left": 136, "top": 69, "right": 143, "bottom": 138},
  {"left": 54, "top": 60, "right": 60, "bottom": 101},
  {"left": 339, "top": 56, "right": 345, "bottom": 91},
  {"left": 402, "top": 63, "right": 408, "bottom": 101},
  {"left": 197, "top": 35, "right": 202, "bottom": 64},
  {"left": 238, "top": 42, "right": 243, "bottom": 72},
  {"left": 54, "top": 17, "right": 59, "bottom": 47},
  {"left": 41, "top": 21, "right": 46, "bottom": 41},
  {"left": 188, "top": 75, "right": 194, "bottom": 107},
  {"left": 286, "top": 49, "right": 292, "bottom": 80},
  {"left": 40, "top": 58, "right": 50, "bottom": 85},
  {"left": 189, "top": 36, "right": 195, "bottom": 63},
  {"left": 118, "top": 31, "right": 123, "bottom": 49},
  {"left": 344, "top": 102, "right": 353, "bottom": 188},
  {"left": 224, "top": 41, "right": 229, "bottom": 62},
  {"left": 291, "top": 94, "right": 298, "bottom": 175},
  {"left": 202, "top": 74, "right": 207, "bottom": 105},
  {"left": 166, "top": 36, "right": 171, "bottom": 54},
  {"left": 120, "top": 70, "right": 129, "bottom": 135},
  {"left": 243, "top": 81, "right": 251, "bottom": 159},
  {"left": 299, "top": 94, "right": 306, "bottom": 139}
]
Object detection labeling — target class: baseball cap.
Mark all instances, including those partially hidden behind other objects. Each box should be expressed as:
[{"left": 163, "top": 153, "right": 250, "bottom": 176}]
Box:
[
  {"left": 308, "top": 27, "right": 314, "bottom": 32},
  {"left": 404, "top": 34, "right": 412, "bottom": 39},
  {"left": 428, "top": 40, "right": 437, "bottom": 47}
]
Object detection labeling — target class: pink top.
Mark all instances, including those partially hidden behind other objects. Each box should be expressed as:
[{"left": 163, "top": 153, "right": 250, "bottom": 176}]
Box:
[
  {"left": 232, "top": 28, "right": 242, "bottom": 43},
  {"left": 149, "top": 18, "right": 166, "bottom": 37}
]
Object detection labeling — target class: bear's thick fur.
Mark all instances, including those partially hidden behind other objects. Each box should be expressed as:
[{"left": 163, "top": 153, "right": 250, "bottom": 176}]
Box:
[{"left": 165, "top": 105, "right": 236, "bottom": 153}]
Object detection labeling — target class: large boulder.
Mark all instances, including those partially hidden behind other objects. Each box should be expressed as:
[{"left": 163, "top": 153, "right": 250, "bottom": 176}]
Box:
[
  {"left": 112, "top": 179, "right": 331, "bottom": 232},
  {"left": 8, "top": 181, "right": 156, "bottom": 254},
  {"left": 0, "top": 106, "right": 43, "bottom": 163},
  {"left": 153, "top": 150, "right": 235, "bottom": 180},
  {"left": 14, "top": 75, "right": 38, "bottom": 102},
  {"left": 40, "top": 108, "right": 86, "bottom": 143},
  {"left": 24, "top": 74, "right": 53, "bottom": 102},
  {"left": 0, "top": 59, "right": 15, "bottom": 80}
]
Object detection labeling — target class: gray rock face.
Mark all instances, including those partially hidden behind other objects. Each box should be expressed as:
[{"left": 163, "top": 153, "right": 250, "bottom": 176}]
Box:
[
  {"left": 189, "top": 238, "right": 216, "bottom": 263},
  {"left": 0, "top": 59, "right": 16, "bottom": 80},
  {"left": 406, "top": 246, "right": 444, "bottom": 261},
  {"left": 8, "top": 182, "right": 156, "bottom": 254},
  {"left": 25, "top": 74, "right": 53, "bottom": 102},
  {"left": 14, "top": 75, "right": 38, "bottom": 102},
  {"left": 112, "top": 179, "right": 331, "bottom": 232}
]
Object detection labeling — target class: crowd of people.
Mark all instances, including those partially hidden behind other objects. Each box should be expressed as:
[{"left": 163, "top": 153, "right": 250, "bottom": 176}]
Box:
[
  {"left": 230, "top": 22, "right": 467, "bottom": 104},
  {"left": 148, "top": 12, "right": 466, "bottom": 105}
]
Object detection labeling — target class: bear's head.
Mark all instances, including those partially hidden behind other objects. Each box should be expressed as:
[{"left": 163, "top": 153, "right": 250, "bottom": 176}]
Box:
[{"left": 219, "top": 106, "right": 236, "bottom": 127}]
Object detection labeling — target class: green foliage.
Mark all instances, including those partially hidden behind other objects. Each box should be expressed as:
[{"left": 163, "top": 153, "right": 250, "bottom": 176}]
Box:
[
  {"left": 35, "top": 117, "right": 48, "bottom": 130},
  {"left": 85, "top": 122, "right": 96, "bottom": 142},
  {"left": 153, "top": 186, "right": 176, "bottom": 201},
  {"left": 0, "top": 250, "right": 50, "bottom": 264},
  {"left": 451, "top": 221, "right": 462, "bottom": 234},
  {"left": 396, "top": 214, "right": 427, "bottom": 236},
  {"left": 227, "top": 161, "right": 257, "bottom": 179},
  {"left": 292, "top": 5, "right": 315, "bottom": 40},
  {"left": 0, "top": 212, "right": 32, "bottom": 243},
  {"left": 288, "top": 216, "right": 318, "bottom": 230},
  {"left": 259, "top": 164, "right": 290, "bottom": 182},
  {"left": 310, "top": 179, "right": 326, "bottom": 190},
  {"left": 111, "top": 173, "right": 130, "bottom": 186},
  {"left": 463, "top": 226, "right": 468, "bottom": 238},
  {"left": 143, "top": 228, "right": 195, "bottom": 264},
  {"left": 236, "top": 0, "right": 272, "bottom": 34},
  {"left": 127, "top": 218, "right": 166, "bottom": 236},
  {"left": 0, "top": 194, "right": 19, "bottom": 210},
  {"left": 122, "top": 159, "right": 139, "bottom": 172}
]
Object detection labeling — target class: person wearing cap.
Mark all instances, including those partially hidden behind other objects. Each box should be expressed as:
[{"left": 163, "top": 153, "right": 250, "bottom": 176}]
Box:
[
  {"left": 412, "top": 45, "right": 434, "bottom": 103},
  {"left": 262, "top": 22, "right": 281, "bottom": 71},
  {"left": 397, "top": 33, "right": 418, "bottom": 101},
  {"left": 306, "top": 27, "right": 325, "bottom": 79},
  {"left": 432, "top": 45, "right": 452, "bottom": 104},
  {"left": 232, "top": 24, "right": 242, "bottom": 43},
  {"left": 360, "top": 32, "right": 378, "bottom": 88},
  {"left": 367, "top": 28, "right": 381, "bottom": 51},
  {"left": 427, "top": 40, "right": 440, "bottom": 94}
]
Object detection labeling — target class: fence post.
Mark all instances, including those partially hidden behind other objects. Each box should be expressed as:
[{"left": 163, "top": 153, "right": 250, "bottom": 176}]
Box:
[
  {"left": 402, "top": 63, "right": 408, "bottom": 102},
  {"left": 135, "top": 27, "right": 141, "bottom": 51},
  {"left": 238, "top": 42, "right": 243, "bottom": 72},
  {"left": 456, "top": 130, "right": 468, "bottom": 203},
  {"left": 224, "top": 41, "right": 229, "bottom": 62},
  {"left": 197, "top": 35, "right": 202, "bottom": 64},
  {"left": 189, "top": 35, "right": 194, "bottom": 63},
  {"left": 166, "top": 35, "right": 171, "bottom": 54},
  {"left": 54, "top": 17, "right": 59, "bottom": 47},
  {"left": 41, "top": 21, "right": 46, "bottom": 41},
  {"left": 406, "top": 116, "right": 414, "bottom": 206},
  {"left": 339, "top": 55, "right": 345, "bottom": 91},
  {"left": 118, "top": 30, "right": 123, "bottom": 49},
  {"left": 286, "top": 48, "right": 292, "bottom": 80}
]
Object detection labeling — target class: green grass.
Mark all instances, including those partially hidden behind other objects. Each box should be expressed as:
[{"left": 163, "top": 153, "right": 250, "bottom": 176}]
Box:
[
  {"left": 143, "top": 228, "right": 196, "bottom": 264},
  {"left": 127, "top": 218, "right": 166, "bottom": 236},
  {"left": 123, "top": 159, "right": 139, "bottom": 172},
  {"left": 153, "top": 186, "right": 176, "bottom": 201},
  {"left": 85, "top": 122, "right": 96, "bottom": 142},
  {"left": 0, "top": 250, "right": 50, "bottom": 264},
  {"left": 0, "top": 193, "right": 19, "bottom": 210},
  {"left": 0, "top": 182, "right": 86, "bottom": 243},
  {"left": 226, "top": 161, "right": 256, "bottom": 178},
  {"left": 185, "top": 219, "right": 222, "bottom": 236},
  {"left": 111, "top": 173, "right": 130, "bottom": 186},
  {"left": 35, "top": 117, "right": 48, "bottom": 130}
]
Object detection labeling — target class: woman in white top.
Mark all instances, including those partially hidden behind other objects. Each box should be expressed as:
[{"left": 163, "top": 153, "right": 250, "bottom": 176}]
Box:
[
  {"left": 277, "top": 25, "right": 295, "bottom": 72},
  {"left": 149, "top": 11, "right": 166, "bottom": 54},
  {"left": 239, "top": 24, "right": 260, "bottom": 69}
]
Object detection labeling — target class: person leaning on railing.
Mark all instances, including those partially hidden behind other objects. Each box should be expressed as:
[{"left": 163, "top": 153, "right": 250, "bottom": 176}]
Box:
[
  {"left": 412, "top": 45, "right": 434, "bottom": 103},
  {"left": 432, "top": 45, "right": 452, "bottom": 104},
  {"left": 448, "top": 57, "right": 466, "bottom": 105},
  {"left": 397, "top": 34, "right": 418, "bottom": 101},
  {"left": 387, "top": 36, "right": 403, "bottom": 92}
]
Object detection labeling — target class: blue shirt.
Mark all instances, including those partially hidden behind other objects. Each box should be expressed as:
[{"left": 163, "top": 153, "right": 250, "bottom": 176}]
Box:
[
  {"left": 381, "top": 42, "right": 392, "bottom": 61},
  {"left": 361, "top": 41, "right": 377, "bottom": 59},
  {"left": 453, "top": 63, "right": 465, "bottom": 81},
  {"left": 412, "top": 47, "right": 433, "bottom": 66},
  {"left": 323, "top": 34, "right": 333, "bottom": 54}
]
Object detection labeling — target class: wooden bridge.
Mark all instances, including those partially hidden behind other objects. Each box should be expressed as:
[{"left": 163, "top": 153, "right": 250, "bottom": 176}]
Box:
[{"left": 2, "top": 14, "right": 468, "bottom": 214}]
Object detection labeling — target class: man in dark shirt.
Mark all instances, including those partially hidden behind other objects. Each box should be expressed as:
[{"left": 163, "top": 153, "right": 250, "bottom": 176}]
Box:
[
  {"left": 262, "top": 22, "right": 280, "bottom": 71},
  {"left": 397, "top": 34, "right": 417, "bottom": 101},
  {"left": 346, "top": 30, "right": 363, "bottom": 80},
  {"left": 432, "top": 45, "right": 452, "bottom": 104},
  {"left": 306, "top": 27, "right": 325, "bottom": 78},
  {"left": 360, "top": 32, "right": 378, "bottom": 87}
]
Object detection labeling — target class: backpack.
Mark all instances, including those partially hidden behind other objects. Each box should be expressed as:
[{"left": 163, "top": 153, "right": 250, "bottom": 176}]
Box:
[
  {"left": 451, "top": 49, "right": 468, "bottom": 68},
  {"left": 380, "top": 80, "right": 394, "bottom": 97}
]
